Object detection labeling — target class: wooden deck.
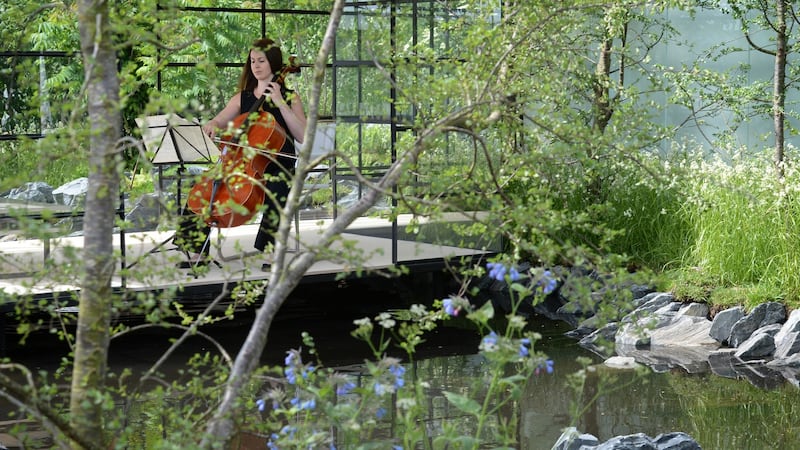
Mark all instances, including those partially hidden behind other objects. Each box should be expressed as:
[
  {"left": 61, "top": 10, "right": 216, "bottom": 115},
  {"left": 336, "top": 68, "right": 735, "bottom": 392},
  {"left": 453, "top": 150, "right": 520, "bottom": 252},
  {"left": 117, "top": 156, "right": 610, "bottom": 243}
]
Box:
[{"left": 0, "top": 213, "right": 498, "bottom": 301}]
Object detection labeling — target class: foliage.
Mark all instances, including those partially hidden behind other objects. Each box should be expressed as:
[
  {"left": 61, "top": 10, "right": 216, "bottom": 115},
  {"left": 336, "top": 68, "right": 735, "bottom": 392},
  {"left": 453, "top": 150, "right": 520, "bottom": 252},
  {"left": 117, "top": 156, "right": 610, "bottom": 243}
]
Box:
[
  {"left": 5, "top": 0, "right": 800, "bottom": 448},
  {"left": 234, "top": 262, "right": 557, "bottom": 448}
]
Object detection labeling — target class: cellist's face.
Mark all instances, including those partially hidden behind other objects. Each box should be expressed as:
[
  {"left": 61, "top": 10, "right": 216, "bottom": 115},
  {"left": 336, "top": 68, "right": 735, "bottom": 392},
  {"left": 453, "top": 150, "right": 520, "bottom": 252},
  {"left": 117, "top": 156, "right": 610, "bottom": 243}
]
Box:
[{"left": 249, "top": 50, "right": 272, "bottom": 80}]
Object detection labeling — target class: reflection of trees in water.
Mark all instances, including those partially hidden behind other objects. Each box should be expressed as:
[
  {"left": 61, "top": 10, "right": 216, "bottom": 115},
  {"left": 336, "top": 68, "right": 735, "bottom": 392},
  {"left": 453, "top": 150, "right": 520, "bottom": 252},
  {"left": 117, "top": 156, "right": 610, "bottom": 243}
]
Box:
[
  {"left": 671, "top": 374, "right": 800, "bottom": 449},
  {"left": 520, "top": 357, "right": 682, "bottom": 449}
]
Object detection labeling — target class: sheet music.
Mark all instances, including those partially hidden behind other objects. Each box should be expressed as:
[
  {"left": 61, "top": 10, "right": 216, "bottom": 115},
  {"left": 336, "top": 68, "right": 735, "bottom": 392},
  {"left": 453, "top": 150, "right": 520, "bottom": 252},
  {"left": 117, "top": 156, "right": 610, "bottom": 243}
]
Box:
[{"left": 136, "top": 114, "right": 220, "bottom": 164}]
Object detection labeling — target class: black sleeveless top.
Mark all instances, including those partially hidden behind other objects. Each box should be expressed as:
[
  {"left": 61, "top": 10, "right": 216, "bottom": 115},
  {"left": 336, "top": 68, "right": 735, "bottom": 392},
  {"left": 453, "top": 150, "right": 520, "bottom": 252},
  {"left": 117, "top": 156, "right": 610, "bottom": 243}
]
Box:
[{"left": 240, "top": 90, "right": 296, "bottom": 176}]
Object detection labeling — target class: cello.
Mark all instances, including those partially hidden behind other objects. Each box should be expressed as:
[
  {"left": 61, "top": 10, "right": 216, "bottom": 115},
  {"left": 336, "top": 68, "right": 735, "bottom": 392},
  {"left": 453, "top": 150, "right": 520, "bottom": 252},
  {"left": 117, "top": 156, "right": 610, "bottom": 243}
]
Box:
[{"left": 186, "top": 59, "right": 300, "bottom": 228}]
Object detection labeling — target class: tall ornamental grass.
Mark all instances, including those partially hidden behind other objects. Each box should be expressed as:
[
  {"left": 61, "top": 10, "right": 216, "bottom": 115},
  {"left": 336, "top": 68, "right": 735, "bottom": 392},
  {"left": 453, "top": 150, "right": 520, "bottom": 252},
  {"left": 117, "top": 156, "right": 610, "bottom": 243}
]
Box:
[
  {"left": 595, "top": 147, "right": 800, "bottom": 306},
  {"left": 602, "top": 153, "right": 696, "bottom": 271},
  {"left": 680, "top": 151, "right": 800, "bottom": 304}
]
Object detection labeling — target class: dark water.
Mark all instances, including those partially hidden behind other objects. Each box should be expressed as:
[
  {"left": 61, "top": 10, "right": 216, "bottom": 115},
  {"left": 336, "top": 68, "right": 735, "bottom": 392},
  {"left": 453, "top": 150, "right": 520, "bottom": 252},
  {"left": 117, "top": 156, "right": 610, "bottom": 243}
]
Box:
[{"left": 5, "top": 277, "right": 800, "bottom": 449}]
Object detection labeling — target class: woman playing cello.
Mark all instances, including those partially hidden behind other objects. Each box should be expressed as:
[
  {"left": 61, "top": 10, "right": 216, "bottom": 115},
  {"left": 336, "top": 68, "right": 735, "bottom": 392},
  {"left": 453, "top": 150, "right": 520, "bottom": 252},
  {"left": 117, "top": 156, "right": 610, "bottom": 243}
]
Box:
[{"left": 176, "top": 37, "right": 307, "bottom": 270}]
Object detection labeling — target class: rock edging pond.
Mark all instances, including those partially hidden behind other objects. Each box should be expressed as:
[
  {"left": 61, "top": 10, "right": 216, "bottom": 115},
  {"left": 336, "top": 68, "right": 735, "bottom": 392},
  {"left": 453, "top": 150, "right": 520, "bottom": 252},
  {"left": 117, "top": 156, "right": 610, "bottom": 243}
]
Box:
[{"left": 477, "top": 265, "right": 800, "bottom": 449}]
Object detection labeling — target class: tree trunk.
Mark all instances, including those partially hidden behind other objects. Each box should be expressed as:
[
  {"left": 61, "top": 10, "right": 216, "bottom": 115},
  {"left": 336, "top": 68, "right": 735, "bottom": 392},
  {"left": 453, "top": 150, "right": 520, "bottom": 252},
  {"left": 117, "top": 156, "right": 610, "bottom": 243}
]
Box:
[
  {"left": 69, "top": 0, "right": 121, "bottom": 447},
  {"left": 593, "top": 37, "right": 613, "bottom": 134},
  {"left": 200, "top": 1, "right": 345, "bottom": 446},
  {"left": 773, "top": 0, "right": 787, "bottom": 177}
]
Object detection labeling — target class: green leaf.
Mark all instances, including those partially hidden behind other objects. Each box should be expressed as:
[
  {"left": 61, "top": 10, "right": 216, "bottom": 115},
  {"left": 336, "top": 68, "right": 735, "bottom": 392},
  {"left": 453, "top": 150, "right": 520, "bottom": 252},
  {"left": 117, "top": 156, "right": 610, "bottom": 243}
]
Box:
[
  {"left": 466, "top": 301, "right": 494, "bottom": 323},
  {"left": 443, "top": 390, "right": 482, "bottom": 416}
]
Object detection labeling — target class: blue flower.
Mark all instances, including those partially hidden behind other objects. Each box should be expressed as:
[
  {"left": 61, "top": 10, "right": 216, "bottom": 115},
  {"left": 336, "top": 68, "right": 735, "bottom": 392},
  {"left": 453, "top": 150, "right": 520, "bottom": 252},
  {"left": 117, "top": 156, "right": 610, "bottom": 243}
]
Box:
[
  {"left": 285, "top": 366, "right": 296, "bottom": 385},
  {"left": 376, "top": 407, "right": 387, "bottom": 419},
  {"left": 443, "top": 298, "right": 459, "bottom": 316},
  {"left": 487, "top": 262, "right": 507, "bottom": 281},
  {"left": 374, "top": 383, "right": 387, "bottom": 396},
  {"left": 518, "top": 338, "right": 531, "bottom": 357},
  {"left": 537, "top": 270, "right": 558, "bottom": 295},
  {"left": 482, "top": 331, "right": 498, "bottom": 347},
  {"left": 535, "top": 359, "right": 555, "bottom": 375},
  {"left": 509, "top": 266, "right": 521, "bottom": 281},
  {"left": 267, "top": 435, "right": 279, "bottom": 450},
  {"left": 256, "top": 398, "right": 266, "bottom": 412},
  {"left": 389, "top": 364, "right": 406, "bottom": 389},
  {"left": 290, "top": 396, "right": 316, "bottom": 410},
  {"left": 337, "top": 381, "right": 356, "bottom": 396}
]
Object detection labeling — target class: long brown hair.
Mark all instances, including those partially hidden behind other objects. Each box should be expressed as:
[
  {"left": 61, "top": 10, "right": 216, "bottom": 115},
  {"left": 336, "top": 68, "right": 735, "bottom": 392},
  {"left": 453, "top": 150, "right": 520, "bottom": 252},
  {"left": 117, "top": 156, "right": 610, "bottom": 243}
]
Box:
[{"left": 237, "top": 38, "right": 284, "bottom": 92}]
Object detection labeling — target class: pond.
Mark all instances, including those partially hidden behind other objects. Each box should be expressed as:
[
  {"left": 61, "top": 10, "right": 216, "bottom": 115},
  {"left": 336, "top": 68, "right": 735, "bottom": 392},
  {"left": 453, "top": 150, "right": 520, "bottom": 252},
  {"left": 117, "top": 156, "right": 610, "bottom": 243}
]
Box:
[{"left": 4, "top": 276, "right": 800, "bottom": 449}]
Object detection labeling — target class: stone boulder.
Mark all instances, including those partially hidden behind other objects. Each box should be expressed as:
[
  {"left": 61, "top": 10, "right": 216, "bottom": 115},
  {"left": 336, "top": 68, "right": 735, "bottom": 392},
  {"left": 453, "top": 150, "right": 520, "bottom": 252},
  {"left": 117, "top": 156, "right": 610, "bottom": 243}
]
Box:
[
  {"left": 3, "top": 181, "right": 54, "bottom": 203},
  {"left": 709, "top": 306, "right": 744, "bottom": 345},
  {"left": 552, "top": 427, "right": 701, "bottom": 450},
  {"left": 53, "top": 177, "right": 89, "bottom": 208},
  {"left": 729, "top": 302, "right": 785, "bottom": 348},
  {"left": 774, "top": 309, "right": 800, "bottom": 359}
]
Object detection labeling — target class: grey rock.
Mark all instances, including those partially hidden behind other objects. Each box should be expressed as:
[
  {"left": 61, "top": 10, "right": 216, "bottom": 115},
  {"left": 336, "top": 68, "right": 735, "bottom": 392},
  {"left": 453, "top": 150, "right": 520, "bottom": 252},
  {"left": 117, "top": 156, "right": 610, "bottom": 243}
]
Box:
[
  {"left": 616, "top": 343, "right": 712, "bottom": 374},
  {"left": 653, "top": 432, "right": 702, "bottom": 449},
  {"left": 767, "top": 352, "right": 800, "bottom": 368},
  {"left": 53, "top": 177, "right": 89, "bottom": 207},
  {"left": 633, "top": 292, "right": 675, "bottom": 313},
  {"left": 775, "top": 309, "right": 800, "bottom": 358},
  {"left": 775, "top": 331, "right": 800, "bottom": 359},
  {"left": 729, "top": 302, "right": 786, "bottom": 348},
  {"left": 774, "top": 309, "right": 800, "bottom": 348},
  {"left": 553, "top": 429, "right": 701, "bottom": 450},
  {"left": 567, "top": 315, "right": 601, "bottom": 338},
  {"left": 678, "top": 302, "right": 708, "bottom": 318},
  {"left": 4, "top": 181, "right": 55, "bottom": 203},
  {"left": 579, "top": 322, "right": 619, "bottom": 357},
  {"left": 709, "top": 306, "right": 744, "bottom": 345},
  {"left": 708, "top": 349, "right": 740, "bottom": 378},
  {"left": 595, "top": 433, "right": 655, "bottom": 450},
  {"left": 650, "top": 315, "right": 719, "bottom": 347},
  {"left": 733, "top": 332, "right": 775, "bottom": 359},
  {"left": 551, "top": 427, "right": 599, "bottom": 450},
  {"left": 755, "top": 323, "right": 782, "bottom": 337},
  {"left": 630, "top": 284, "right": 655, "bottom": 300},
  {"left": 655, "top": 302, "right": 682, "bottom": 315}
]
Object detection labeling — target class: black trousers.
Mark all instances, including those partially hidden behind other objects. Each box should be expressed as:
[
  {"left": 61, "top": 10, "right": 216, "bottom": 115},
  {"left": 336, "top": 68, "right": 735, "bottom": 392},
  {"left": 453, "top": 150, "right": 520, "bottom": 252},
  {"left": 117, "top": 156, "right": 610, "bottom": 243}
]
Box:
[{"left": 174, "top": 176, "right": 291, "bottom": 255}]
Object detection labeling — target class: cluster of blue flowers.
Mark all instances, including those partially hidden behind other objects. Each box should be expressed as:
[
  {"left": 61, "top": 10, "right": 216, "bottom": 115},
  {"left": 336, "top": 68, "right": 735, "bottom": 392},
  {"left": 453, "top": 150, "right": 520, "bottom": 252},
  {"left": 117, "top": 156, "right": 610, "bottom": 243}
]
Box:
[
  {"left": 284, "top": 351, "right": 314, "bottom": 385},
  {"left": 374, "top": 363, "right": 406, "bottom": 396},
  {"left": 535, "top": 359, "right": 555, "bottom": 375},
  {"left": 518, "top": 337, "right": 531, "bottom": 357},
  {"left": 486, "top": 262, "right": 560, "bottom": 297},
  {"left": 486, "top": 262, "right": 521, "bottom": 282},
  {"left": 266, "top": 425, "right": 297, "bottom": 450},
  {"left": 336, "top": 381, "right": 356, "bottom": 396},
  {"left": 481, "top": 331, "right": 554, "bottom": 375}
]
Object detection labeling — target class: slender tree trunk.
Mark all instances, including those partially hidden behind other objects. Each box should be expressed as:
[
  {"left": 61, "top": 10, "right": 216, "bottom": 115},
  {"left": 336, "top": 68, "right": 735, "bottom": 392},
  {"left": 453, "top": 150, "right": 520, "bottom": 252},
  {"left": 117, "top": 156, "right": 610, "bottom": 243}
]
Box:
[
  {"left": 200, "top": 1, "right": 345, "bottom": 445},
  {"left": 69, "top": 0, "right": 121, "bottom": 446},
  {"left": 593, "top": 37, "right": 613, "bottom": 134},
  {"left": 773, "top": 0, "right": 787, "bottom": 178}
]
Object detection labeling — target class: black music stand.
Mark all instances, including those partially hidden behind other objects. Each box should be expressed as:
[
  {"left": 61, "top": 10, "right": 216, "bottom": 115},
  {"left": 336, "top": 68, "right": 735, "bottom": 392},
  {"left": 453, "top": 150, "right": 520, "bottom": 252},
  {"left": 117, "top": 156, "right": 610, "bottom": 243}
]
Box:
[{"left": 131, "top": 114, "right": 220, "bottom": 267}]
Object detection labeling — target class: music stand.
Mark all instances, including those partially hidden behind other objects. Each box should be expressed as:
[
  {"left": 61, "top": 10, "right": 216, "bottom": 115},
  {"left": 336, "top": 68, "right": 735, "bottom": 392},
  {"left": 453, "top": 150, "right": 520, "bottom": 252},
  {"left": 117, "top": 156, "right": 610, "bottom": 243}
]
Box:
[
  {"left": 130, "top": 114, "right": 220, "bottom": 267},
  {"left": 137, "top": 114, "right": 219, "bottom": 200}
]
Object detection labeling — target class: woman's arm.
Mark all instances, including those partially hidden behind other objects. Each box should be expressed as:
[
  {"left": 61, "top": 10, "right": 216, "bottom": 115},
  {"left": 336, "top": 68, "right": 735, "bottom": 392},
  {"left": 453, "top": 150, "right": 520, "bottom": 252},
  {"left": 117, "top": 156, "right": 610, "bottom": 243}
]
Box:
[
  {"left": 276, "top": 94, "right": 307, "bottom": 144},
  {"left": 202, "top": 92, "right": 242, "bottom": 138}
]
